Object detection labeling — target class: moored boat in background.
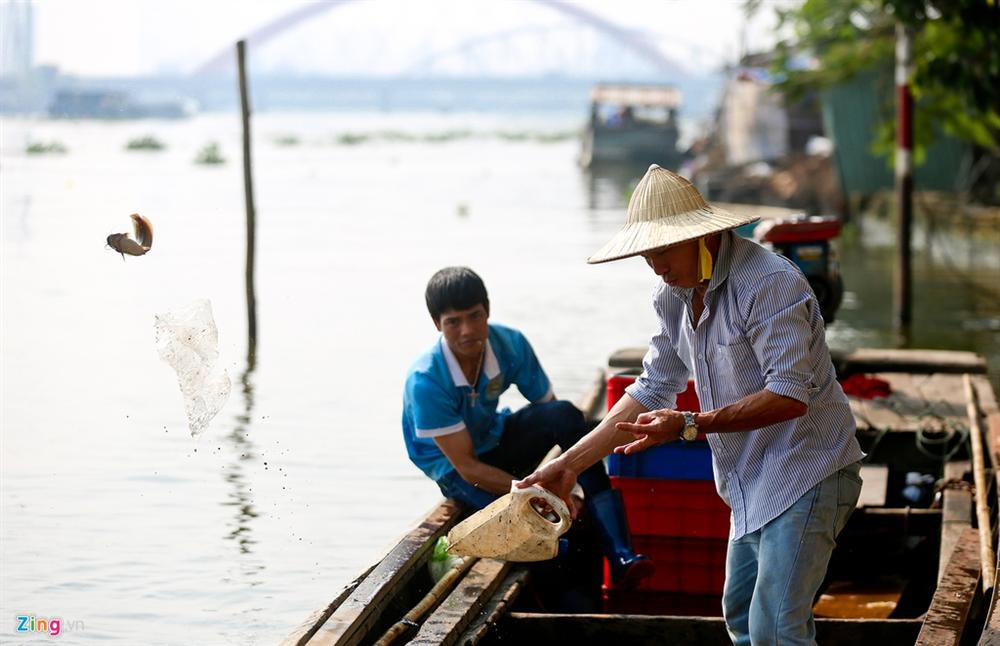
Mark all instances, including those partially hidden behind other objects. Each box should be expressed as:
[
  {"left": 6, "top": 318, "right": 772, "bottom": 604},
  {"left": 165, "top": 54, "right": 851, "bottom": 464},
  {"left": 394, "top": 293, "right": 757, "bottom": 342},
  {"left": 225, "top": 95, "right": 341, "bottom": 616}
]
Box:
[{"left": 580, "top": 83, "right": 683, "bottom": 170}]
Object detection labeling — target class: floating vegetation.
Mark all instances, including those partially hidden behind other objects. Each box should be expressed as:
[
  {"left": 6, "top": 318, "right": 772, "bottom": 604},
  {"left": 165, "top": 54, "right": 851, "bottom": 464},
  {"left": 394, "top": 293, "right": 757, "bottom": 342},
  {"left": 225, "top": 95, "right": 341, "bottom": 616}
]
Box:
[
  {"left": 422, "top": 130, "right": 473, "bottom": 143},
  {"left": 330, "top": 130, "right": 578, "bottom": 146},
  {"left": 493, "top": 130, "right": 578, "bottom": 143},
  {"left": 379, "top": 131, "right": 418, "bottom": 143},
  {"left": 26, "top": 140, "right": 68, "bottom": 155},
  {"left": 530, "top": 131, "right": 578, "bottom": 143},
  {"left": 496, "top": 131, "right": 530, "bottom": 142},
  {"left": 274, "top": 134, "right": 300, "bottom": 147},
  {"left": 337, "top": 133, "right": 370, "bottom": 146},
  {"left": 126, "top": 135, "right": 166, "bottom": 151},
  {"left": 194, "top": 142, "right": 225, "bottom": 165}
]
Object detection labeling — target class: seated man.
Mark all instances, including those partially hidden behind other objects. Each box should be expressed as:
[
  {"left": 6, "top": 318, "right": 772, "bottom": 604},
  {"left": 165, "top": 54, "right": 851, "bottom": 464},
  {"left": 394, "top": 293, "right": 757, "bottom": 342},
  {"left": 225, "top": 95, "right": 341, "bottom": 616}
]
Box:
[{"left": 401, "top": 266, "right": 653, "bottom": 587}]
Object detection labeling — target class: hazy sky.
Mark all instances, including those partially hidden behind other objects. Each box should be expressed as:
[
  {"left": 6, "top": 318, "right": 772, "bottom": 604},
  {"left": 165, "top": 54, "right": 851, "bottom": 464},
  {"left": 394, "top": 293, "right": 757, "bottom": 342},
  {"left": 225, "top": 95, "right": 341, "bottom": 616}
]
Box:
[{"left": 27, "top": 0, "right": 784, "bottom": 77}]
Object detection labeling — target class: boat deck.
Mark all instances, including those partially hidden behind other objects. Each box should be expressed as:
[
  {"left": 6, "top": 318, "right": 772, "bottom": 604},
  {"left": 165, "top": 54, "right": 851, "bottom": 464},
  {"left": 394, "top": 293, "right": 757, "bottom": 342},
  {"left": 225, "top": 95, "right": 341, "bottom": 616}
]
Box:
[{"left": 285, "top": 348, "right": 1000, "bottom": 646}]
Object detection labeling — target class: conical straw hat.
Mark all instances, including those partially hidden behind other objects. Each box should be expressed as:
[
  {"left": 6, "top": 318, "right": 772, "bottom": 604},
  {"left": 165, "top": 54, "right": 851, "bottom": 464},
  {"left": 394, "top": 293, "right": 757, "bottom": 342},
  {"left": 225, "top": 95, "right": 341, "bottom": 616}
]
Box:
[{"left": 588, "top": 164, "right": 760, "bottom": 264}]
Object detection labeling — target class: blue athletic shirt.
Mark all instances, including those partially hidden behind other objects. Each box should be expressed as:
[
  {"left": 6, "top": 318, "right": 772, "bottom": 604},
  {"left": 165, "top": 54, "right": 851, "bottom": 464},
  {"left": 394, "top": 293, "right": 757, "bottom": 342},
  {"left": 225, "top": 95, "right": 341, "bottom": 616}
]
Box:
[{"left": 402, "top": 323, "right": 553, "bottom": 482}]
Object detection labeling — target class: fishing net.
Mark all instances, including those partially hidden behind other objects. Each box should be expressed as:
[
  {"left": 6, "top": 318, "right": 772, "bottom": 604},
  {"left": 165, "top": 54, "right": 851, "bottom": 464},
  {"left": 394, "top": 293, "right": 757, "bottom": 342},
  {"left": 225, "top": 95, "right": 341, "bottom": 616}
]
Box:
[{"left": 154, "top": 299, "right": 231, "bottom": 437}]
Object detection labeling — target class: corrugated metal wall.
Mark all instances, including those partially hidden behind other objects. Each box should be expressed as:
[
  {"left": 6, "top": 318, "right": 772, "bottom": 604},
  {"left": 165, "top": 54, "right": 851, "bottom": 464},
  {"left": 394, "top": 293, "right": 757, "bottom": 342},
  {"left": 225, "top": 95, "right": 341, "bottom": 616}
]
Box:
[{"left": 821, "top": 72, "right": 971, "bottom": 195}]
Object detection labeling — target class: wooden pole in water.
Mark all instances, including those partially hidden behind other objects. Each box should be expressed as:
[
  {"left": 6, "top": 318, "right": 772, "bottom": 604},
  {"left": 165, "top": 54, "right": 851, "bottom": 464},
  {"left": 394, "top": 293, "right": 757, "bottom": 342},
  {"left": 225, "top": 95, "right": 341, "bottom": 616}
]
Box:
[
  {"left": 893, "top": 24, "right": 914, "bottom": 338},
  {"left": 237, "top": 39, "right": 258, "bottom": 363},
  {"left": 964, "top": 373, "right": 995, "bottom": 592}
]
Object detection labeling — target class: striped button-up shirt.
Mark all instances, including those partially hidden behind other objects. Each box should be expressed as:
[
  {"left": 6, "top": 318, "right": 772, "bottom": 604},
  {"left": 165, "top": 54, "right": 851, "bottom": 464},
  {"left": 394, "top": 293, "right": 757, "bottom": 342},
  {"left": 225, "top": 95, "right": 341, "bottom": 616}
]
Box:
[{"left": 625, "top": 231, "right": 864, "bottom": 539}]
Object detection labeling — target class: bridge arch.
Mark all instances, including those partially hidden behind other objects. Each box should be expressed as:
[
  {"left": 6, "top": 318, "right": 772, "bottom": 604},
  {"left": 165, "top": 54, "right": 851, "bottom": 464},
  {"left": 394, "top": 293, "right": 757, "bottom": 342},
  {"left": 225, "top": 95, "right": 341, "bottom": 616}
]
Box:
[{"left": 192, "top": 0, "right": 687, "bottom": 79}]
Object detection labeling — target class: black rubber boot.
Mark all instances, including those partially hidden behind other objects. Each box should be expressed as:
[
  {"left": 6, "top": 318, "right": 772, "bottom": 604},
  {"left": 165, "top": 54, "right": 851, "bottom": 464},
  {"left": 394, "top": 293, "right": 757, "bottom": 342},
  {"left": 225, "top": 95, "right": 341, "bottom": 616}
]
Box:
[{"left": 587, "top": 488, "right": 655, "bottom": 589}]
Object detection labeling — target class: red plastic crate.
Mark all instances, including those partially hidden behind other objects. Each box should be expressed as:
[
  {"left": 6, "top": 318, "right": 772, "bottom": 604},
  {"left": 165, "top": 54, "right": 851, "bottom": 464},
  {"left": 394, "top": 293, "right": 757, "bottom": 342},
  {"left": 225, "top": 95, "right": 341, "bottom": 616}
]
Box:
[
  {"left": 603, "top": 589, "right": 723, "bottom": 617},
  {"left": 607, "top": 375, "right": 700, "bottom": 412},
  {"left": 611, "top": 477, "right": 730, "bottom": 539},
  {"left": 603, "top": 535, "right": 728, "bottom": 595}
]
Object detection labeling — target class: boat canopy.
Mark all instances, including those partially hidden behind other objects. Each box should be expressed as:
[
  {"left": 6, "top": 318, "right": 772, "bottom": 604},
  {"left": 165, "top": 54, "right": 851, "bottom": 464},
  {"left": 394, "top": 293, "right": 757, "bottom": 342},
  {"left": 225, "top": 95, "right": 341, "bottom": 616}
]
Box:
[{"left": 590, "top": 84, "right": 682, "bottom": 108}]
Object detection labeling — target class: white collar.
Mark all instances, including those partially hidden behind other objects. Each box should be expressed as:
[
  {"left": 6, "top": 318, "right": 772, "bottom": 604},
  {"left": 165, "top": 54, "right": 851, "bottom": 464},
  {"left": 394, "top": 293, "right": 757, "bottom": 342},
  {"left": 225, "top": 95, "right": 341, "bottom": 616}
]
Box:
[{"left": 441, "top": 336, "right": 500, "bottom": 387}]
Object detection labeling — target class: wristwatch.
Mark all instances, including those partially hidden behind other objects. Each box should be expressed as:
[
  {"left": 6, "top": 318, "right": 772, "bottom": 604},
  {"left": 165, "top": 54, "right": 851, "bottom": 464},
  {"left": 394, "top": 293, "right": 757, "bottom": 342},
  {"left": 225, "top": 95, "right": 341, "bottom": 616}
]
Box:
[{"left": 680, "top": 411, "right": 699, "bottom": 442}]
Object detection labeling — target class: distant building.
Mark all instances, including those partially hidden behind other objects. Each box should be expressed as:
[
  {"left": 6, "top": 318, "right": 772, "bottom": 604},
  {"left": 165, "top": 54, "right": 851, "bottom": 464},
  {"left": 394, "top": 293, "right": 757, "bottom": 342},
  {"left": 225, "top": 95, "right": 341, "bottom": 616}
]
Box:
[
  {"left": 1, "top": 2, "right": 34, "bottom": 78},
  {"left": 0, "top": 2, "right": 50, "bottom": 114},
  {"left": 48, "top": 89, "right": 192, "bottom": 119}
]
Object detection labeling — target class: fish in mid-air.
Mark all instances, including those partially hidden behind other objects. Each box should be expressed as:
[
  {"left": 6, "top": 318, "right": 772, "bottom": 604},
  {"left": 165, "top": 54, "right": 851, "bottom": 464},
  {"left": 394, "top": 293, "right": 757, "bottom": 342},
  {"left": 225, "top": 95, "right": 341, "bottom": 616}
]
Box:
[{"left": 107, "top": 213, "right": 153, "bottom": 260}]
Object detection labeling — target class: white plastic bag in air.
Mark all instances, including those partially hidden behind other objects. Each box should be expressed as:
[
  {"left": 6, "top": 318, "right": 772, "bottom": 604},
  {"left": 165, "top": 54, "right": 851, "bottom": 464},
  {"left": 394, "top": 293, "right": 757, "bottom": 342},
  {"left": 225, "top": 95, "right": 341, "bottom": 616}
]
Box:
[{"left": 154, "top": 299, "right": 231, "bottom": 436}]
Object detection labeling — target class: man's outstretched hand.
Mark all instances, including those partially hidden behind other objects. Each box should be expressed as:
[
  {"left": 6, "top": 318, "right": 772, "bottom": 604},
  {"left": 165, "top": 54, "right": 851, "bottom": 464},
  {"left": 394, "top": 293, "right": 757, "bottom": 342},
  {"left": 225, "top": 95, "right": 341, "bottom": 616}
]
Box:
[
  {"left": 514, "top": 457, "right": 580, "bottom": 518},
  {"left": 613, "top": 408, "right": 683, "bottom": 455}
]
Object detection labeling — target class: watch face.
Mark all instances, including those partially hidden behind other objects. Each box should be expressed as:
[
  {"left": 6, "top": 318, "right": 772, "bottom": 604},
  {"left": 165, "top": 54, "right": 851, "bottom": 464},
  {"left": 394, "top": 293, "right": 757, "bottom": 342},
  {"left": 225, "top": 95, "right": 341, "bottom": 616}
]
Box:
[{"left": 682, "top": 425, "right": 699, "bottom": 441}]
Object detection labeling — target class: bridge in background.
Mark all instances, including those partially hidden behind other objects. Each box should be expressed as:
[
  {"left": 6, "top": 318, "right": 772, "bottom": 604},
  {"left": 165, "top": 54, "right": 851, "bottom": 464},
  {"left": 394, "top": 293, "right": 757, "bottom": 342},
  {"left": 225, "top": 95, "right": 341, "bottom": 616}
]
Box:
[{"left": 192, "top": 0, "right": 690, "bottom": 81}]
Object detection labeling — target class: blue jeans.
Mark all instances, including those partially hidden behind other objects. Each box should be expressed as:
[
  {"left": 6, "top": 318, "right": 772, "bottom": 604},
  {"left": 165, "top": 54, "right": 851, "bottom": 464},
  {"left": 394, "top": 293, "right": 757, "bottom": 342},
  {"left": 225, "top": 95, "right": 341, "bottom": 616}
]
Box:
[
  {"left": 436, "top": 400, "right": 610, "bottom": 510},
  {"left": 723, "top": 461, "right": 863, "bottom": 646}
]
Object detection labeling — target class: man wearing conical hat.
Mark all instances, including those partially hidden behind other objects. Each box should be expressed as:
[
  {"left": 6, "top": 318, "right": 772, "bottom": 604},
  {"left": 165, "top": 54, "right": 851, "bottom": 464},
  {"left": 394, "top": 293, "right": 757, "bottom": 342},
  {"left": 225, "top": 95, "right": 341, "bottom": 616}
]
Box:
[{"left": 518, "top": 166, "right": 864, "bottom": 645}]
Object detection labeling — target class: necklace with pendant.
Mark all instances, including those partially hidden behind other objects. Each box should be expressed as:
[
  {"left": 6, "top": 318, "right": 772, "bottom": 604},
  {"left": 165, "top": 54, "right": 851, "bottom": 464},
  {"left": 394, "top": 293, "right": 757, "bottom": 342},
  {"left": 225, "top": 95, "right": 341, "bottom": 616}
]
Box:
[{"left": 467, "top": 346, "right": 485, "bottom": 407}]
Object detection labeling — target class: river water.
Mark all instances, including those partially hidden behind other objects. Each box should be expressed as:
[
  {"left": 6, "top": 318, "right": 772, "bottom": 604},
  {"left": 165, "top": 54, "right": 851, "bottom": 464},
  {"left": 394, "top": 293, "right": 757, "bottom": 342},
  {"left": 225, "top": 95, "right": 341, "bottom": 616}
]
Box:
[{"left": 1, "top": 111, "right": 997, "bottom": 644}]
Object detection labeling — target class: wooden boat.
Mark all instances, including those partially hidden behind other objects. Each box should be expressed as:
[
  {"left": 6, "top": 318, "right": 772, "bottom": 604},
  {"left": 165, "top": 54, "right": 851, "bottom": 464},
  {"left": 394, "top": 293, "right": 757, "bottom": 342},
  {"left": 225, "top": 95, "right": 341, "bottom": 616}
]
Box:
[{"left": 284, "top": 348, "right": 1000, "bottom": 646}]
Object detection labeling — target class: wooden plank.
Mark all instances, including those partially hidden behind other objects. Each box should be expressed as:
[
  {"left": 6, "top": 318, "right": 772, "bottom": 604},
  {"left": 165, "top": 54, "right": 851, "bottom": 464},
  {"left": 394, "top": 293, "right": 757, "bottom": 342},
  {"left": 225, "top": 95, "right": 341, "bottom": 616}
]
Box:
[
  {"left": 970, "top": 374, "right": 1000, "bottom": 474},
  {"left": 281, "top": 565, "right": 377, "bottom": 646},
  {"left": 608, "top": 347, "right": 645, "bottom": 369},
  {"left": 457, "top": 568, "right": 531, "bottom": 645},
  {"left": 858, "top": 464, "right": 888, "bottom": 507},
  {"left": 608, "top": 347, "right": 987, "bottom": 379},
  {"left": 979, "top": 372, "right": 1000, "bottom": 644},
  {"left": 940, "top": 461, "right": 973, "bottom": 582},
  {"left": 851, "top": 395, "right": 916, "bottom": 433},
  {"left": 850, "top": 373, "right": 968, "bottom": 434},
  {"left": 576, "top": 368, "right": 607, "bottom": 421},
  {"left": 964, "top": 374, "right": 996, "bottom": 591},
  {"left": 972, "top": 374, "right": 1000, "bottom": 417},
  {"left": 497, "top": 613, "right": 923, "bottom": 645},
  {"left": 409, "top": 558, "right": 510, "bottom": 646},
  {"left": 982, "top": 561, "right": 1000, "bottom": 645},
  {"left": 607, "top": 348, "right": 983, "bottom": 432},
  {"left": 983, "top": 571, "right": 1000, "bottom": 645},
  {"left": 915, "top": 527, "right": 981, "bottom": 646},
  {"left": 993, "top": 411, "right": 1000, "bottom": 489},
  {"left": 833, "top": 348, "right": 987, "bottom": 375},
  {"left": 308, "top": 499, "right": 464, "bottom": 646},
  {"left": 713, "top": 201, "right": 806, "bottom": 221},
  {"left": 912, "top": 373, "right": 970, "bottom": 417}
]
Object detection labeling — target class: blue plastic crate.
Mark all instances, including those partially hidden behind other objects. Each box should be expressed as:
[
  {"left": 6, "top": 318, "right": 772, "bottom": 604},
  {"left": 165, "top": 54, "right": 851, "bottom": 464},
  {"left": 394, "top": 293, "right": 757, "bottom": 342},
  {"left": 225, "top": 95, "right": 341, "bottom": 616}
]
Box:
[{"left": 606, "top": 440, "right": 713, "bottom": 480}]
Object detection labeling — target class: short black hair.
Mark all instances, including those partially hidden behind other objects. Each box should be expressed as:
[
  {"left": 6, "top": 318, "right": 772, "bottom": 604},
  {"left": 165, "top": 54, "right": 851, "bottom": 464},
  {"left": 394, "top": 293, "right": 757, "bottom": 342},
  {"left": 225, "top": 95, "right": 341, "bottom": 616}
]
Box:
[{"left": 425, "top": 267, "right": 490, "bottom": 321}]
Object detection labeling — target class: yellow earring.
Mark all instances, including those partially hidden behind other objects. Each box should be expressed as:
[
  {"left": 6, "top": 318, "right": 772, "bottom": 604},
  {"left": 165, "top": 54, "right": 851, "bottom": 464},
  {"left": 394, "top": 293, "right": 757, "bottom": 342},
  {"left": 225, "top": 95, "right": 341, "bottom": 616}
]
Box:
[{"left": 698, "top": 237, "right": 713, "bottom": 282}]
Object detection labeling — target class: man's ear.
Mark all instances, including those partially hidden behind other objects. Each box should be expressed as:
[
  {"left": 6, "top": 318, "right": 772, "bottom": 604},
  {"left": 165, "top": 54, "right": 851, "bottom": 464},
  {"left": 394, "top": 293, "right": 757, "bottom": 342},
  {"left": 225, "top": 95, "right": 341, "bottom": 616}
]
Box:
[{"left": 432, "top": 314, "right": 443, "bottom": 332}]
